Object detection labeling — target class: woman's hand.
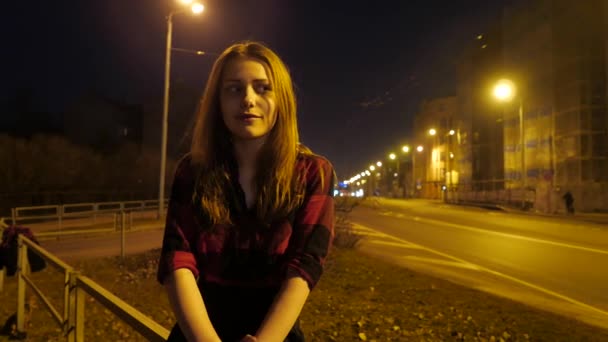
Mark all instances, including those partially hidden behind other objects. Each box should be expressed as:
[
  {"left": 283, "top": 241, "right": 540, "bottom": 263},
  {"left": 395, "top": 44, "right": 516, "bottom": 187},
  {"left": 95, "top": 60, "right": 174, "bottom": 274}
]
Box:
[{"left": 240, "top": 334, "right": 258, "bottom": 342}]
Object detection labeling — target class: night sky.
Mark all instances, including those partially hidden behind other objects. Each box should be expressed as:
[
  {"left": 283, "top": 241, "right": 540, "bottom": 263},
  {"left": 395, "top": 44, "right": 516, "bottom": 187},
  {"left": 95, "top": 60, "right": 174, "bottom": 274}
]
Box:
[{"left": 3, "top": 0, "right": 513, "bottom": 179}]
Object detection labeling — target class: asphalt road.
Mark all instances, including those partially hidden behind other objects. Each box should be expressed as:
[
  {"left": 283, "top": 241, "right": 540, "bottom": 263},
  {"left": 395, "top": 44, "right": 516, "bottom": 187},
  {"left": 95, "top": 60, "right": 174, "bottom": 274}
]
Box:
[
  {"left": 41, "top": 227, "right": 165, "bottom": 262},
  {"left": 350, "top": 198, "right": 608, "bottom": 330},
  {"left": 35, "top": 198, "right": 608, "bottom": 329}
]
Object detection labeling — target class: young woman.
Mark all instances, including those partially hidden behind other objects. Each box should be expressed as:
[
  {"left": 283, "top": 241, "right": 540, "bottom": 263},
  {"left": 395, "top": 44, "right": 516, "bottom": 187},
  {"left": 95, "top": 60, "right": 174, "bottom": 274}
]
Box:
[{"left": 157, "top": 41, "right": 336, "bottom": 342}]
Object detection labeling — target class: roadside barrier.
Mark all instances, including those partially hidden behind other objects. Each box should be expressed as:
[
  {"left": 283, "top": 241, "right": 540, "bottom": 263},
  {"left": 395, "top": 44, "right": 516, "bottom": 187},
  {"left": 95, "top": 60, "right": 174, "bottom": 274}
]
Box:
[{"left": 10, "top": 233, "right": 169, "bottom": 341}]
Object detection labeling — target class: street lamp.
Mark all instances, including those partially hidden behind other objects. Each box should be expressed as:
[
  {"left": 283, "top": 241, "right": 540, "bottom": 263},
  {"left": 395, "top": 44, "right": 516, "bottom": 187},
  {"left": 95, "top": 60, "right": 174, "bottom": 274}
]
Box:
[
  {"left": 158, "top": 1, "right": 205, "bottom": 218},
  {"left": 493, "top": 78, "right": 526, "bottom": 207}
]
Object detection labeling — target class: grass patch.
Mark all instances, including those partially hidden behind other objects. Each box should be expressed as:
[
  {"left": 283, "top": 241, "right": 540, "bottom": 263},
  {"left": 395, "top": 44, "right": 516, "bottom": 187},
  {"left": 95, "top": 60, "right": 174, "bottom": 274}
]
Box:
[{"left": 2, "top": 246, "right": 607, "bottom": 341}]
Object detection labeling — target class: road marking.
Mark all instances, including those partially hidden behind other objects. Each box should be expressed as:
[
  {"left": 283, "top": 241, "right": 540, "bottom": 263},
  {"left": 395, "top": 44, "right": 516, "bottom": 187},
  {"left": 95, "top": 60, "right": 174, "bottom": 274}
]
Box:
[
  {"left": 366, "top": 239, "right": 425, "bottom": 249},
  {"left": 381, "top": 212, "right": 608, "bottom": 255},
  {"left": 403, "top": 256, "right": 482, "bottom": 271},
  {"left": 354, "top": 222, "right": 608, "bottom": 319}
]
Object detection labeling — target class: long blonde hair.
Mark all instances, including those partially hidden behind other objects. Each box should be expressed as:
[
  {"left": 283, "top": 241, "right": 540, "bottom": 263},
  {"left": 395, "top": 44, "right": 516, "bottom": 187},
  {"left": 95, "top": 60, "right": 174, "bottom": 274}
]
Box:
[{"left": 190, "top": 41, "right": 306, "bottom": 225}]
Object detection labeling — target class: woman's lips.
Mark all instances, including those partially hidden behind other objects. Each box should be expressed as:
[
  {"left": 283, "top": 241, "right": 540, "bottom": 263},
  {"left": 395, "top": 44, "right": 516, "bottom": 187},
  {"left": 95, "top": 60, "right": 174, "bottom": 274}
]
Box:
[{"left": 237, "top": 113, "right": 261, "bottom": 122}]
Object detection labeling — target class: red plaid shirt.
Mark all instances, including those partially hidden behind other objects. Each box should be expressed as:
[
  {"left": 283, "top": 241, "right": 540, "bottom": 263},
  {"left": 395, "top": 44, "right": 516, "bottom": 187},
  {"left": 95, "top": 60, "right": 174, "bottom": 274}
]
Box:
[{"left": 157, "top": 152, "right": 335, "bottom": 340}]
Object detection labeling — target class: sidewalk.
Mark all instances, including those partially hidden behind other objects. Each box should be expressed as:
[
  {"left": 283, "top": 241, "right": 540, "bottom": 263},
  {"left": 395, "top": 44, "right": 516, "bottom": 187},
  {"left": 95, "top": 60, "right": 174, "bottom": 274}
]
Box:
[{"left": 454, "top": 200, "right": 608, "bottom": 226}]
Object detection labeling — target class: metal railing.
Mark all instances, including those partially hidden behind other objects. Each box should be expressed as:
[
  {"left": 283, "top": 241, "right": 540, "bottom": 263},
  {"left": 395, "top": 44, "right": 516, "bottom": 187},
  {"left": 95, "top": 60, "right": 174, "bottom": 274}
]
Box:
[
  {"left": 2, "top": 199, "right": 168, "bottom": 239},
  {"left": 9, "top": 198, "right": 166, "bottom": 224},
  {"left": 13, "top": 233, "right": 169, "bottom": 341}
]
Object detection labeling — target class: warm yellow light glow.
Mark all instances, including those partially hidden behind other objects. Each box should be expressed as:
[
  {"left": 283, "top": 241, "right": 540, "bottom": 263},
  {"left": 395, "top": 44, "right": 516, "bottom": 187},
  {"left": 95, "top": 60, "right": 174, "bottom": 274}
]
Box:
[
  {"left": 179, "top": 0, "right": 194, "bottom": 4},
  {"left": 376, "top": 161, "right": 382, "bottom": 167},
  {"left": 389, "top": 153, "right": 396, "bottom": 160},
  {"left": 493, "top": 79, "right": 516, "bottom": 102},
  {"left": 402, "top": 145, "right": 410, "bottom": 153},
  {"left": 191, "top": 3, "right": 204, "bottom": 14},
  {"left": 449, "top": 129, "right": 455, "bottom": 135},
  {"left": 369, "top": 165, "right": 376, "bottom": 171},
  {"left": 360, "top": 172, "right": 365, "bottom": 177},
  {"left": 450, "top": 152, "right": 455, "bottom": 159},
  {"left": 429, "top": 128, "right": 437, "bottom": 136},
  {"left": 417, "top": 145, "right": 424, "bottom": 152}
]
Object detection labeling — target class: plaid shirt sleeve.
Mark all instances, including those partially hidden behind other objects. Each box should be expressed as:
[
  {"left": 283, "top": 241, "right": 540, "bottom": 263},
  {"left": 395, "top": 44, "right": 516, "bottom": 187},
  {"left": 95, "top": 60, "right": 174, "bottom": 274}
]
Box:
[
  {"left": 286, "top": 155, "right": 336, "bottom": 289},
  {"left": 157, "top": 156, "right": 200, "bottom": 285}
]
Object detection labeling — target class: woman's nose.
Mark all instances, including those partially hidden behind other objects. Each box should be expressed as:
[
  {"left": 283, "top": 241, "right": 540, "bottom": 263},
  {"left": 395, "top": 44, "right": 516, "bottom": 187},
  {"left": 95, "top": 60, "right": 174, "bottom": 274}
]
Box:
[{"left": 241, "top": 86, "right": 255, "bottom": 108}]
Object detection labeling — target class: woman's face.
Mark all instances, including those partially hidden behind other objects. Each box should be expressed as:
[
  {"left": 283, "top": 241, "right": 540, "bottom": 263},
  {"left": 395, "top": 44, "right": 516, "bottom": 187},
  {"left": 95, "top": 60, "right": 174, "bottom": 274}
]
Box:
[{"left": 219, "top": 57, "right": 278, "bottom": 143}]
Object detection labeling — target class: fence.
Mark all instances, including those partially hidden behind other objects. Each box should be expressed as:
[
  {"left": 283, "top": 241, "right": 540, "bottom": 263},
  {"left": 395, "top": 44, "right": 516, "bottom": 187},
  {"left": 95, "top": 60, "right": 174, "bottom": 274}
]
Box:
[
  {"left": 9, "top": 199, "right": 165, "bottom": 225},
  {"left": 0, "top": 199, "right": 171, "bottom": 340},
  {"left": 7, "top": 232, "right": 169, "bottom": 341}
]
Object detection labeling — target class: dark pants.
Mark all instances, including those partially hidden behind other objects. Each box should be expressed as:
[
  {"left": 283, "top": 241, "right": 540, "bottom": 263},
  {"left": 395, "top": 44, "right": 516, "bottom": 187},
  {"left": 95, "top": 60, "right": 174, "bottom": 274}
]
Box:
[{"left": 167, "top": 320, "right": 305, "bottom": 342}]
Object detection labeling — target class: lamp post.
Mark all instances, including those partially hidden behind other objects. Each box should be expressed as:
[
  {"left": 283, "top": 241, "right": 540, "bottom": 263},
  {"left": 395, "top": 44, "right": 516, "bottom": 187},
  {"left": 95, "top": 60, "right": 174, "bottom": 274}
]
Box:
[
  {"left": 412, "top": 145, "right": 424, "bottom": 198},
  {"left": 388, "top": 153, "right": 399, "bottom": 197},
  {"left": 493, "top": 78, "right": 525, "bottom": 208},
  {"left": 158, "top": 1, "right": 204, "bottom": 219}
]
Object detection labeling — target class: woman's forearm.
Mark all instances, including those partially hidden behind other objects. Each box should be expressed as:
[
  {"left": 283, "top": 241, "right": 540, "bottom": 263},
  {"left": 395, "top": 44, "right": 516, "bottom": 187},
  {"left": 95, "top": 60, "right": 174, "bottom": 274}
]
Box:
[
  {"left": 165, "top": 269, "right": 221, "bottom": 342},
  {"left": 255, "top": 276, "right": 311, "bottom": 342}
]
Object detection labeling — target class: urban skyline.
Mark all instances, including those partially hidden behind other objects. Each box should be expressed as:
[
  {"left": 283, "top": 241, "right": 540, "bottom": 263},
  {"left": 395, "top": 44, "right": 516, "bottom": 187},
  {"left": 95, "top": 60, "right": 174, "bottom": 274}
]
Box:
[{"left": 1, "top": 0, "right": 513, "bottom": 179}]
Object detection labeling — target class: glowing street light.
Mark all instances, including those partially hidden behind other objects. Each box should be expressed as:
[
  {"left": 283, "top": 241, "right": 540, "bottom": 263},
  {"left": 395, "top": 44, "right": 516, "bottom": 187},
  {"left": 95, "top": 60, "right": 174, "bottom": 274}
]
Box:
[
  {"left": 191, "top": 3, "right": 204, "bottom": 13},
  {"left": 389, "top": 153, "right": 396, "bottom": 160},
  {"left": 369, "top": 165, "right": 376, "bottom": 171},
  {"left": 402, "top": 145, "right": 410, "bottom": 153},
  {"left": 429, "top": 128, "right": 437, "bottom": 136},
  {"left": 417, "top": 145, "right": 424, "bottom": 152},
  {"left": 158, "top": 0, "right": 205, "bottom": 218},
  {"left": 449, "top": 129, "right": 455, "bottom": 135},
  {"left": 376, "top": 161, "right": 382, "bottom": 167},
  {"left": 492, "top": 78, "right": 526, "bottom": 205},
  {"left": 493, "top": 79, "right": 516, "bottom": 102}
]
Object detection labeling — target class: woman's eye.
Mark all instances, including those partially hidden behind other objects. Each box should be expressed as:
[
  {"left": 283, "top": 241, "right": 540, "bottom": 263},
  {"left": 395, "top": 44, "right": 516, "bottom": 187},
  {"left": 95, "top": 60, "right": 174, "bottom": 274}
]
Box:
[{"left": 256, "top": 85, "right": 272, "bottom": 93}]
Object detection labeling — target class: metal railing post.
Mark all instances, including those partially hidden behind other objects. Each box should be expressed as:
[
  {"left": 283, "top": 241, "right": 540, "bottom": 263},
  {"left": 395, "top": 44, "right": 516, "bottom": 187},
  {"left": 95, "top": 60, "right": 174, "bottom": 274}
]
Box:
[
  {"left": 17, "top": 236, "right": 29, "bottom": 333},
  {"left": 121, "top": 212, "right": 126, "bottom": 259},
  {"left": 67, "top": 270, "right": 83, "bottom": 342},
  {"left": 58, "top": 205, "right": 63, "bottom": 233},
  {"left": 11, "top": 207, "right": 16, "bottom": 225},
  {"left": 63, "top": 270, "right": 71, "bottom": 336},
  {"left": 75, "top": 285, "right": 85, "bottom": 340}
]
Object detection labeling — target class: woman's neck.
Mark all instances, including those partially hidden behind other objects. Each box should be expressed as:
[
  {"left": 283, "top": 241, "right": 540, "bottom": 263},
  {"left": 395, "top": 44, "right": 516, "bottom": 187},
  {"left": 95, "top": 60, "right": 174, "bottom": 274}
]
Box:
[{"left": 232, "top": 137, "right": 265, "bottom": 172}]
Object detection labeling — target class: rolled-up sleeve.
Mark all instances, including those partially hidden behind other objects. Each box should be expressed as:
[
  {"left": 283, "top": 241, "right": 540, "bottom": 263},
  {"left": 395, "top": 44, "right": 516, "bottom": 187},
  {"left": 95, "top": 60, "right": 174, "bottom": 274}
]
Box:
[
  {"left": 157, "top": 156, "right": 200, "bottom": 285},
  {"left": 286, "top": 156, "right": 336, "bottom": 289}
]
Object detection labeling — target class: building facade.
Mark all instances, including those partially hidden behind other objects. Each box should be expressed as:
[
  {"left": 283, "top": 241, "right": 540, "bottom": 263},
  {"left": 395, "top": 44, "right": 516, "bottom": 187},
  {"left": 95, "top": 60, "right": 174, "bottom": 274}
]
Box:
[
  {"left": 413, "top": 96, "right": 458, "bottom": 200},
  {"left": 444, "top": 0, "right": 608, "bottom": 212},
  {"left": 502, "top": 0, "right": 608, "bottom": 212}
]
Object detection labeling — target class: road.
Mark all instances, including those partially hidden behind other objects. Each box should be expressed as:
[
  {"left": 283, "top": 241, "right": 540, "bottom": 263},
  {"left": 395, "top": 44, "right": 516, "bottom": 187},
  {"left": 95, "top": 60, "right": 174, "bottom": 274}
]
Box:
[
  {"left": 350, "top": 198, "right": 608, "bottom": 330},
  {"left": 35, "top": 198, "right": 608, "bottom": 329},
  {"left": 41, "top": 226, "right": 165, "bottom": 262}
]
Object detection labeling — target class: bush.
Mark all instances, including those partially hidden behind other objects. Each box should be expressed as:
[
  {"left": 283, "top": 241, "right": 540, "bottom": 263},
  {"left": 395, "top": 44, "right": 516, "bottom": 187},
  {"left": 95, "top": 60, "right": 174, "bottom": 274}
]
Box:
[{"left": 332, "top": 198, "right": 363, "bottom": 249}]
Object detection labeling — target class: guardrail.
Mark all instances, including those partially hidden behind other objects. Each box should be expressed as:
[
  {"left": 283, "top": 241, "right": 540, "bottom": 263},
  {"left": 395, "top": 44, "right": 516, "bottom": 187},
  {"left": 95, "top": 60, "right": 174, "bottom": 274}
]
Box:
[
  {"left": 8, "top": 199, "right": 167, "bottom": 229},
  {"left": 0, "top": 199, "right": 168, "bottom": 239},
  {"left": 12, "top": 233, "right": 169, "bottom": 341}
]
